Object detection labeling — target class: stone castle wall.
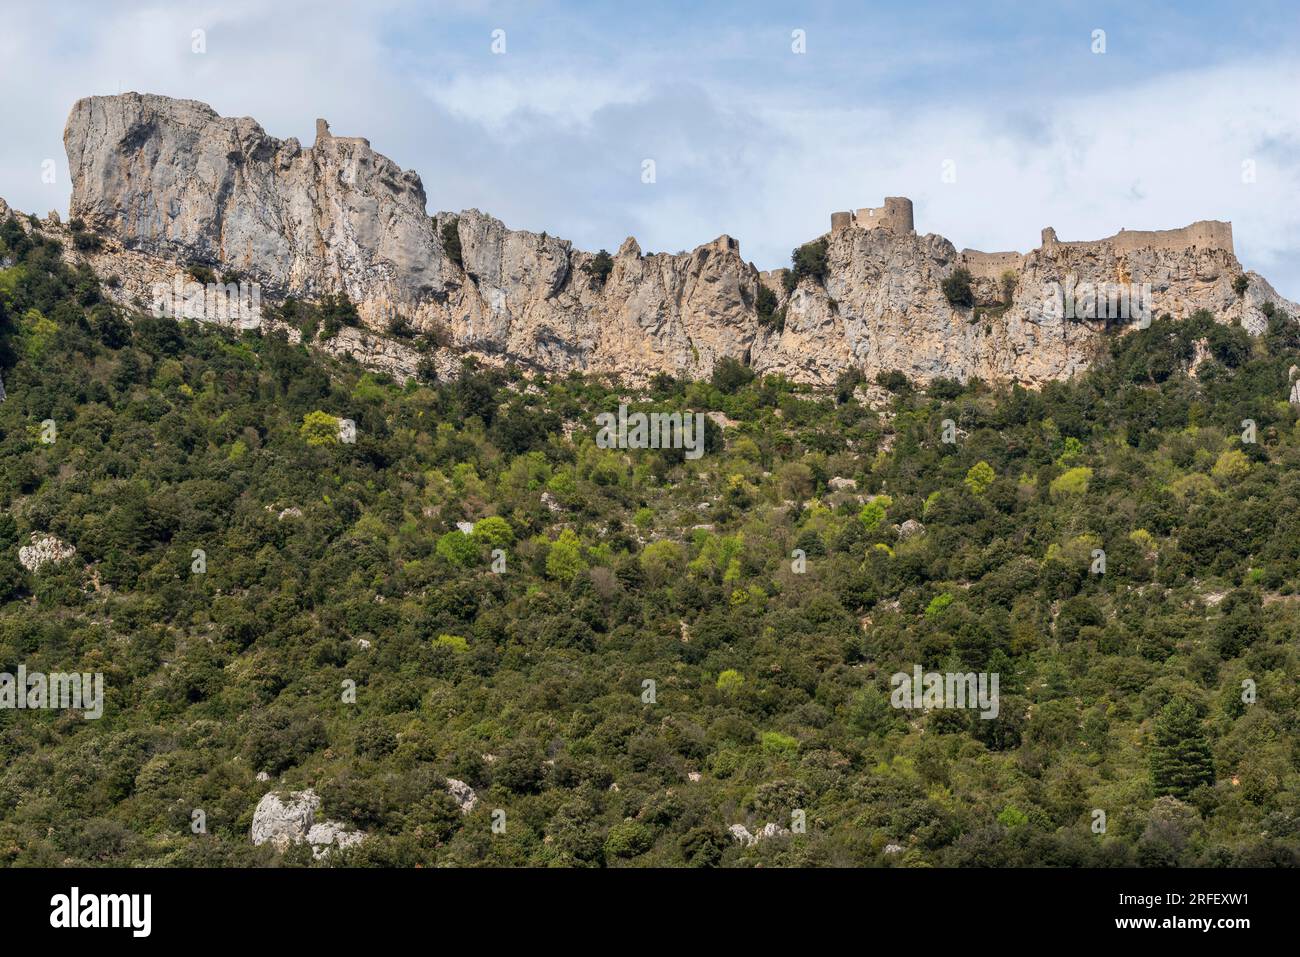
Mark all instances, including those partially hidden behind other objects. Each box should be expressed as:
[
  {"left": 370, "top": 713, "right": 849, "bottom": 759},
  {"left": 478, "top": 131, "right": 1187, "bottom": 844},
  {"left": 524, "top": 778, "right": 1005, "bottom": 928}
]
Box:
[
  {"left": 1040, "top": 220, "right": 1234, "bottom": 256},
  {"left": 960, "top": 249, "right": 1025, "bottom": 280}
]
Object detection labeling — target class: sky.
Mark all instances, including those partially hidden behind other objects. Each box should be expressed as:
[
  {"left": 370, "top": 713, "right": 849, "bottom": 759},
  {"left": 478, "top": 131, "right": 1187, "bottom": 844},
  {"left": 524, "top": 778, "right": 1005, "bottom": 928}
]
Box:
[{"left": 1, "top": 0, "right": 1297, "bottom": 296}]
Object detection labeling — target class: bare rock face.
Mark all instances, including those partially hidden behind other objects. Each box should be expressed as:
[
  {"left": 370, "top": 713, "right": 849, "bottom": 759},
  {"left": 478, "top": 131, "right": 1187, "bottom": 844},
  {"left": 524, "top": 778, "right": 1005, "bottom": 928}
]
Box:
[
  {"left": 65, "top": 94, "right": 443, "bottom": 325},
  {"left": 62, "top": 93, "right": 1300, "bottom": 387}
]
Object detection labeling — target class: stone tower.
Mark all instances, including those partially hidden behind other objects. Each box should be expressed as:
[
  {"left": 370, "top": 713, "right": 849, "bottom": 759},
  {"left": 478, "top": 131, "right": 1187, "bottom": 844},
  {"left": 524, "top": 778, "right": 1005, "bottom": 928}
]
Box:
[{"left": 831, "top": 197, "right": 914, "bottom": 234}]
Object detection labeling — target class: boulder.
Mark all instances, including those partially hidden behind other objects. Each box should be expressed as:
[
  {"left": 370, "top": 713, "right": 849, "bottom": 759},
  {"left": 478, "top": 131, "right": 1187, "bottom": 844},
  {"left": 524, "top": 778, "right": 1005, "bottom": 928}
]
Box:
[
  {"left": 251, "top": 789, "right": 320, "bottom": 851},
  {"left": 251, "top": 788, "right": 364, "bottom": 857},
  {"left": 18, "top": 534, "right": 76, "bottom": 572},
  {"left": 445, "top": 778, "right": 478, "bottom": 814},
  {"left": 898, "top": 518, "right": 925, "bottom": 540}
]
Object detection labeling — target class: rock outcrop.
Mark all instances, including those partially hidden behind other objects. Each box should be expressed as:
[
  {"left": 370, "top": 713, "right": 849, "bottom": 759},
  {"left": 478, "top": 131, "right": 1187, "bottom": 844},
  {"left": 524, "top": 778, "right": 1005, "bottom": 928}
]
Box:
[
  {"left": 18, "top": 534, "right": 76, "bottom": 573},
  {"left": 250, "top": 788, "right": 364, "bottom": 858},
  {"left": 56, "top": 93, "right": 1300, "bottom": 387},
  {"left": 445, "top": 778, "right": 478, "bottom": 814},
  {"left": 728, "top": 821, "right": 792, "bottom": 846}
]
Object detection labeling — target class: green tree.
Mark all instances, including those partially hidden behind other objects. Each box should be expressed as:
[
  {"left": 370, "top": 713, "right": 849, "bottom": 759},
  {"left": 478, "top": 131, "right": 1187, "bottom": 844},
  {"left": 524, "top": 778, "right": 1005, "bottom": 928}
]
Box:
[
  {"left": 964, "top": 461, "right": 995, "bottom": 495},
  {"left": 942, "top": 267, "right": 974, "bottom": 307},
  {"left": 1049, "top": 466, "right": 1092, "bottom": 500},
  {"left": 472, "top": 516, "right": 514, "bottom": 548},
  {"left": 711, "top": 355, "right": 754, "bottom": 394},
  {"left": 299, "top": 410, "right": 340, "bottom": 446},
  {"left": 784, "top": 238, "right": 829, "bottom": 292},
  {"left": 435, "top": 530, "right": 480, "bottom": 567},
  {"left": 640, "top": 539, "right": 685, "bottom": 586},
  {"left": 582, "top": 250, "right": 614, "bottom": 287},
  {"left": 1150, "top": 698, "right": 1215, "bottom": 799},
  {"left": 716, "top": 669, "right": 744, "bottom": 694},
  {"left": 546, "top": 529, "right": 587, "bottom": 583},
  {"left": 441, "top": 217, "right": 463, "bottom": 268}
]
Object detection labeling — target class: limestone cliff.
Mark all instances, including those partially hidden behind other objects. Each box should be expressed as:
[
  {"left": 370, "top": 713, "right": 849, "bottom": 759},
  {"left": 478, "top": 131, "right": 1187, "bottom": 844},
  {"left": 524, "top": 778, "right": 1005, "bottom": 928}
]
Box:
[{"left": 56, "top": 93, "right": 1298, "bottom": 386}]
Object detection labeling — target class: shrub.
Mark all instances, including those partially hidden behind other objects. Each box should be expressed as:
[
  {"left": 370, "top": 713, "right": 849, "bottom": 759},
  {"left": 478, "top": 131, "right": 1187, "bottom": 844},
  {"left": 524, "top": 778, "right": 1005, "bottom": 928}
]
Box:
[
  {"left": 604, "top": 820, "right": 655, "bottom": 859},
  {"left": 299, "top": 410, "right": 340, "bottom": 446},
  {"left": 186, "top": 263, "right": 217, "bottom": 284},
  {"left": 441, "top": 217, "right": 463, "bottom": 268},
  {"left": 546, "top": 529, "right": 587, "bottom": 582},
  {"left": 434, "top": 634, "right": 469, "bottom": 653},
  {"left": 716, "top": 669, "right": 744, "bottom": 694},
  {"left": 876, "top": 369, "right": 910, "bottom": 393},
  {"left": 435, "top": 530, "right": 480, "bottom": 567},
  {"left": 756, "top": 283, "right": 779, "bottom": 326},
  {"left": 472, "top": 516, "right": 514, "bottom": 548},
  {"left": 640, "top": 539, "right": 685, "bottom": 586},
  {"left": 1049, "top": 466, "right": 1092, "bottom": 499},
  {"left": 785, "top": 238, "right": 829, "bottom": 291},
  {"left": 760, "top": 731, "right": 798, "bottom": 756},
  {"left": 925, "top": 592, "right": 955, "bottom": 618},
  {"left": 942, "top": 267, "right": 974, "bottom": 308},
  {"left": 1211, "top": 449, "right": 1251, "bottom": 483},
  {"left": 72, "top": 230, "right": 103, "bottom": 252},
  {"left": 1000, "top": 269, "right": 1018, "bottom": 303},
  {"left": 711, "top": 356, "right": 754, "bottom": 394},
  {"left": 582, "top": 250, "right": 614, "bottom": 287},
  {"left": 859, "top": 495, "right": 892, "bottom": 530},
  {"left": 964, "top": 461, "right": 995, "bottom": 496}
]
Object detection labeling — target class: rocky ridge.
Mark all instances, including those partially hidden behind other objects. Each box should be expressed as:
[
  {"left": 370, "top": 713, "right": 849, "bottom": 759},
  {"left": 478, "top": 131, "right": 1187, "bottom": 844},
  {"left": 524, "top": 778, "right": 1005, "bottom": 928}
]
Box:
[{"left": 9, "top": 93, "right": 1298, "bottom": 388}]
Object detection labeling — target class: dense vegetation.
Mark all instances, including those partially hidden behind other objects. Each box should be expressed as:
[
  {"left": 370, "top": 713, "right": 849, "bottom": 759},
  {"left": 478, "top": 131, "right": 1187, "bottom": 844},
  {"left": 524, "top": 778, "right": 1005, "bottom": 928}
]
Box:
[{"left": 2, "top": 212, "right": 1300, "bottom": 867}]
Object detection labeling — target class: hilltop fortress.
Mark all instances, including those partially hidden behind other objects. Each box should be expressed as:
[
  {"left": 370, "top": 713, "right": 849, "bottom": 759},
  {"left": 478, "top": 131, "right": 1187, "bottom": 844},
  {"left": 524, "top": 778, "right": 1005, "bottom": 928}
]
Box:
[
  {"left": 28, "top": 93, "right": 1296, "bottom": 388},
  {"left": 827, "top": 196, "right": 1236, "bottom": 283}
]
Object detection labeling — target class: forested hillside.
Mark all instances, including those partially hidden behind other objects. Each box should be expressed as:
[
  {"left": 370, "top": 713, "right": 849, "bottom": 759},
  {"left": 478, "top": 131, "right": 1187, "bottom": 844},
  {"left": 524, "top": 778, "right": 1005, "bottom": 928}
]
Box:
[{"left": 2, "top": 212, "right": 1299, "bottom": 867}]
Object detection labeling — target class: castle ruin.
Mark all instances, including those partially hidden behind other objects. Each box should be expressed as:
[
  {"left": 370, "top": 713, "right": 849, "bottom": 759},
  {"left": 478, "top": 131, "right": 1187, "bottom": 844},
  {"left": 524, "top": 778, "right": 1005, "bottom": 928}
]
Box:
[
  {"left": 827, "top": 197, "right": 1235, "bottom": 267},
  {"left": 830, "top": 197, "right": 914, "bottom": 235},
  {"left": 1039, "top": 221, "right": 1234, "bottom": 256}
]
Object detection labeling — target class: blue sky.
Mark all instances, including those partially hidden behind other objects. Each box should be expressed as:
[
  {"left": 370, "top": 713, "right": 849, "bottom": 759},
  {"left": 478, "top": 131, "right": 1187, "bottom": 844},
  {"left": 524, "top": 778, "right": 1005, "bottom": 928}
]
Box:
[{"left": 2, "top": 0, "right": 1297, "bottom": 296}]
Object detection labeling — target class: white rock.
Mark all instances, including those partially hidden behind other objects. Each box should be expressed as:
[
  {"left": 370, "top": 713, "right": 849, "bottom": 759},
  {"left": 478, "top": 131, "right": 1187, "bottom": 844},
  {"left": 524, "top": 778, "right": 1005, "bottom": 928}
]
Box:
[
  {"left": 18, "top": 534, "right": 76, "bottom": 572},
  {"left": 730, "top": 821, "right": 790, "bottom": 846},
  {"left": 898, "top": 518, "right": 925, "bottom": 540},
  {"left": 728, "top": 824, "right": 756, "bottom": 846},
  {"left": 687, "top": 771, "right": 702, "bottom": 782},
  {"left": 251, "top": 789, "right": 320, "bottom": 851},
  {"left": 884, "top": 843, "right": 905, "bottom": 855},
  {"left": 828, "top": 476, "right": 858, "bottom": 492},
  {"left": 455, "top": 521, "right": 474, "bottom": 534},
  {"left": 445, "top": 778, "right": 478, "bottom": 814},
  {"left": 306, "top": 821, "right": 364, "bottom": 859},
  {"left": 251, "top": 788, "right": 364, "bottom": 857},
  {"left": 256, "top": 771, "right": 270, "bottom": 782}
]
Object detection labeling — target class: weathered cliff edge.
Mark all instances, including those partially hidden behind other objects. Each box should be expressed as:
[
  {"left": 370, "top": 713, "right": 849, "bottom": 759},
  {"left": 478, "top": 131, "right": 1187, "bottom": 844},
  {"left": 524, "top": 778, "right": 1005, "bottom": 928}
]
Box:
[{"left": 47, "top": 92, "right": 1299, "bottom": 386}]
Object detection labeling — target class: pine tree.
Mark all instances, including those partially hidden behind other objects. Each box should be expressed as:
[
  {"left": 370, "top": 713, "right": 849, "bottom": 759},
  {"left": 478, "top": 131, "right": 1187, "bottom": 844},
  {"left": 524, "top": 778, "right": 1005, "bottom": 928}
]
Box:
[{"left": 1150, "top": 698, "right": 1215, "bottom": 799}]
